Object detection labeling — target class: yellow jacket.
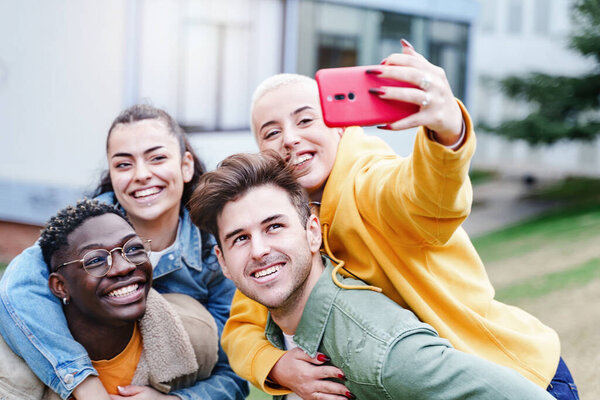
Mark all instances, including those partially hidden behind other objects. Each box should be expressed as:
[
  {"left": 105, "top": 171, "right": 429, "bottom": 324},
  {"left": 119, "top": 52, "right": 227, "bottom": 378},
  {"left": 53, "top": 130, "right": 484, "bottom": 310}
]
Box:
[{"left": 221, "top": 103, "right": 560, "bottom": 393}]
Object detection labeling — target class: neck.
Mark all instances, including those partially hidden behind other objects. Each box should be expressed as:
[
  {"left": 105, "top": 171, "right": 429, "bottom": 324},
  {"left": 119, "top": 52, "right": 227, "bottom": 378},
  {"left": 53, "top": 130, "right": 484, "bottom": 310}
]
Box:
[
  {"left": 130, "top": 208, "right": 180, "bottom": 251},
  {"left": 65, "top": 310, "right": 135, "bottom": 360},
  {"left": 270, "top": 254, "right": 325, "bottom": 335},
  {"left": 308, "top": 187, "right": 324, "bottom": 203}
]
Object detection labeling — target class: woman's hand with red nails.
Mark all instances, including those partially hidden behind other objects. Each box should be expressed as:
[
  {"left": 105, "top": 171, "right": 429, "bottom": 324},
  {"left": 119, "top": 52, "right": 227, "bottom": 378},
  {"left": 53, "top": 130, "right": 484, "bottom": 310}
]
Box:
[
  {"left": 268, "top": 347, "right": 349, "bottom": 400},
  {"left": 376, "top": 43, "right": 463, "bottom": 146}
]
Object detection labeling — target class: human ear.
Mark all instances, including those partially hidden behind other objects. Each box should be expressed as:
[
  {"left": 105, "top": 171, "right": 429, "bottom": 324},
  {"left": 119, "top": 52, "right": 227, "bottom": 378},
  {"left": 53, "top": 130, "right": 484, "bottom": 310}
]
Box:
[
  {"left": 306, "top": 214, "right": 322, "bottom": 253},
  {"left": 48, "top": 273, "right": 70, "bottom": 303},
  {"left": 181, "top": 151, "right": 195, "bottom": 183},
  {"left": 214, "top": 245, "right": 231, "bottom": 280}
]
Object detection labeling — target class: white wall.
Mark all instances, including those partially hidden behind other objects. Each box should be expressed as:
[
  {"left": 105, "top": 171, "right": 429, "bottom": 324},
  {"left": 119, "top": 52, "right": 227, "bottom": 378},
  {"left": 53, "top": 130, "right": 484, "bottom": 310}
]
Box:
[
  {"left": 0, "top": 0, "right": 282, "bottom": 224},
  {"left": 0, "top": 0, "right": 128, "bottom": 189}
]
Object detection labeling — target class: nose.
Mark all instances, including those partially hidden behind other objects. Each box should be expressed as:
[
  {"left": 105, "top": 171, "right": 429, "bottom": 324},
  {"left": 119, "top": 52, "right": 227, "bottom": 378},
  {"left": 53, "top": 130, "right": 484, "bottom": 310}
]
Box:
[
  {"left": 282, "top": 126, "right": 301, "bottom": 151},
  {"left": 249, "top": 235, "right": 270, "bottom": 261},
  {"left": 133, "top": 162, "right": 152, "bottom": 182},
  {"left": 106, "top": 251, "right": 137, "bottom": 277}
]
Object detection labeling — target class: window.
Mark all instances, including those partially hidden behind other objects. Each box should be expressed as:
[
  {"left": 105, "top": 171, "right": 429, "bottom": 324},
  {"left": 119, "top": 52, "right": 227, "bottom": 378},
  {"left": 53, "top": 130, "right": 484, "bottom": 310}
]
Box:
[
  {"left": 534, "top": 0, "right": 551, "bottom": 35},
  {"left": 507, "top": 0, "right": 524, "bottom": 34}
]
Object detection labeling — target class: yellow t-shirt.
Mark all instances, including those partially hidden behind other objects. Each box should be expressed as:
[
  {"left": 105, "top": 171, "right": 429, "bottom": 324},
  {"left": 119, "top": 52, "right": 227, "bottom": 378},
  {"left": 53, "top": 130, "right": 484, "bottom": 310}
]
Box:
[{"left": 92, "top": 323, "right": 143, "bottom": 395}]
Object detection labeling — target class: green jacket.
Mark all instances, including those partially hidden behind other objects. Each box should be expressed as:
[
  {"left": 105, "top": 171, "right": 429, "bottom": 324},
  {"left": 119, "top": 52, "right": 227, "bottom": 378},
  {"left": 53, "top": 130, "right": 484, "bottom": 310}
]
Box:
[{"left": 265, "top": 259, "right": 553, "bottom": 400}]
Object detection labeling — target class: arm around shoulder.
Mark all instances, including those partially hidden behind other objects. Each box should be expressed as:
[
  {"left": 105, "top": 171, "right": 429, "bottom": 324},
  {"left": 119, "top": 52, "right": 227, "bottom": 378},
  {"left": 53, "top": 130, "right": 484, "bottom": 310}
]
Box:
[
  {"left": 0, "top": 245, "right": 95, "bottom": 399},
  {"left": 221, "top": 289, "right": 288, "bottom": 394}
]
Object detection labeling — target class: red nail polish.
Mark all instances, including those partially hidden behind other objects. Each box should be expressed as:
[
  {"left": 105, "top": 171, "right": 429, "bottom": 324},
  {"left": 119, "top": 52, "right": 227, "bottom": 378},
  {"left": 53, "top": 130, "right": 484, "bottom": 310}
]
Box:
[
  {"left": 368, "top": 88, "right": 386, "bottom": 96},
  {"left": 379, "top": 58, "right": 387, "bottom": 65},
  {"left": 365, "top": 69, "right": 382, "bottom": 75},
  {"left": 401, "top": 38, "right": 414, "bottom": 49},
  {"left": 345, "top": 391, "right": 356, "bottom": 399},
  {"left": 377, "top": 124, "right": 392, "bottom": 130},
  {"left": 316, "top": 353, "right": 330, "bottom": 362},
  {"left": 338, "top": 373, "right": 346, "bottom": 381}
]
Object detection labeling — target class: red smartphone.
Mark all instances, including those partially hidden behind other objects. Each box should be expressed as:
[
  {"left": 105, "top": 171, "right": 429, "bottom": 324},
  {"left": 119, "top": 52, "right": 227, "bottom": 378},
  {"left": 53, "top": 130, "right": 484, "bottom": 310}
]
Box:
[{"left": 315, "top": 65, "right": 419, "bottom": 127}]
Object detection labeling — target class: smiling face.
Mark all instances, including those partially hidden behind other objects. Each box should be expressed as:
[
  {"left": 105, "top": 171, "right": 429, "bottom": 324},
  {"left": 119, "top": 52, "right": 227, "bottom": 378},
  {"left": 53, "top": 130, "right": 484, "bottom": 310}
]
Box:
[
  {"left": 107, "top": 119, "right": 194, "bottom": 229},
  {"left": 252, "top": 81, "right": 342, "bottom": 201},
  {"left": 50, "top": 213, "right": 152, "bottom": 327},
  {"left": 215, "top": 184, "right": 322, "bottom": 311}
]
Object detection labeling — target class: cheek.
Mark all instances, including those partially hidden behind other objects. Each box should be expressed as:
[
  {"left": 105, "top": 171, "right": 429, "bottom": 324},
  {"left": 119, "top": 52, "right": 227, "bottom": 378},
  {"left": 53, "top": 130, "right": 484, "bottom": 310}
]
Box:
[{"left": 258, "top": 140, "right": 280, "bottom": 153}]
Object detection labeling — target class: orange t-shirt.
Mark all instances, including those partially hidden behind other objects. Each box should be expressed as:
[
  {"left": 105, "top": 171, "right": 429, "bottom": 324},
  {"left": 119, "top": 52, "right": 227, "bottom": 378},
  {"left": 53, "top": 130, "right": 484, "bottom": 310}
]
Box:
[{"left": 92, "top": 323, "right": 143, "bottom": 395}]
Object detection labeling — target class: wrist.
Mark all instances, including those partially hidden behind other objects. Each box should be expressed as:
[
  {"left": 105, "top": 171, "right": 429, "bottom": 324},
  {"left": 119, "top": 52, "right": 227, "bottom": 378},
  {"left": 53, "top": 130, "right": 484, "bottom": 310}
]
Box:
[{"left": 428, "top": 119, "right": 466, "bottom": 150}]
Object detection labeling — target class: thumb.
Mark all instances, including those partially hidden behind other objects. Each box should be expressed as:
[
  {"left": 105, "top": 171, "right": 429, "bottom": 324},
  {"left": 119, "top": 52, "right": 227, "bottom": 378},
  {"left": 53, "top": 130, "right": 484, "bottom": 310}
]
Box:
[{"left": 117, "top": 385, "right": 144, "bottom": 396}]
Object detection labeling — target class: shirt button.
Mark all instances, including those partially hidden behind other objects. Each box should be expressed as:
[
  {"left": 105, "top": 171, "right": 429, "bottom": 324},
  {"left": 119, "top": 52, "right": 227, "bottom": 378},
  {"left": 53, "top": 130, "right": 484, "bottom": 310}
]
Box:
[
  {"left": 168, "top": 254, "right": 175, "bottom": 260},
  {"left": 64, "top": 374, "right": 74, "bottom": 384}
]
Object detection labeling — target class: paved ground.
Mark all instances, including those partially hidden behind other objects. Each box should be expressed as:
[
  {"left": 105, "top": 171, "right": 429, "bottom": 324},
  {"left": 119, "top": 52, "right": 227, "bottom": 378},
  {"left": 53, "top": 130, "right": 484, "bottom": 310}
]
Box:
[{"left": 463, "top": 176, "right": 560, "bottom": 237}]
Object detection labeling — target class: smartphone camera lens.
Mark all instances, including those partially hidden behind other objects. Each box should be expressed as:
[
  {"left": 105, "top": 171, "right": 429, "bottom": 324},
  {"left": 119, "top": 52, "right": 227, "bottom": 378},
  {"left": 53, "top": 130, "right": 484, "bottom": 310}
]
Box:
[
  {"left": 348, "top": 92, "right": 355, "bottom": 101},
  {"left": 334, "top": 94, "right": 346, "bottom": 101}
]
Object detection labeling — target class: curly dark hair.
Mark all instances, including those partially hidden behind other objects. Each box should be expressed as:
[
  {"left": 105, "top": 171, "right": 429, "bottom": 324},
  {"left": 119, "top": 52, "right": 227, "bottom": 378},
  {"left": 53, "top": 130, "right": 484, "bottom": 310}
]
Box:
[
  {"left": 39, "top": 199, "right": 129, "bottom": 271},
  {"left": 188, "top": 152, "right": 310, "bottom": 248},
  {"left": 93, "top": 104, "right": 206, "bottom": 209}
]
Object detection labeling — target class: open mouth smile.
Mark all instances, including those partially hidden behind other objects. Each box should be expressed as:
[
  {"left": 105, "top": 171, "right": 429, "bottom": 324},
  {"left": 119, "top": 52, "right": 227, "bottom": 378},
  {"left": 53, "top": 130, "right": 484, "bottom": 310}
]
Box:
[
  {"left": 132, "top": 187, "right": 163, "bottom": 199},
  {"left": 290, "top": 153, "right": 313, "bottom": 167}
]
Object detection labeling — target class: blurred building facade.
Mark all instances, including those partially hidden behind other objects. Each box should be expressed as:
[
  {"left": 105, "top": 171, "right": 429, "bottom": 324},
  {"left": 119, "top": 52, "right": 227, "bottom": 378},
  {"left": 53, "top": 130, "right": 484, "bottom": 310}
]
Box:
[
  {"left": 1, "top": 0, "right": 595, "bottom": 229},
  {"left": 470, "top": 0, "right": 600, "bottom": 178},
  {"left": 0, "top": 0, "right": 478, "bottom": 226}
]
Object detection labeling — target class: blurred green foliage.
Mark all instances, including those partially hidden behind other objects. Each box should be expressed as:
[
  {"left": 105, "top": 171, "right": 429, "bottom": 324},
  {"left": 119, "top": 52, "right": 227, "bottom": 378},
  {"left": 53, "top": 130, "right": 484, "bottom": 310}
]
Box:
[
  {"left": 469, "top": 168, "right": 497, "bottom": 185},
  {"left": 481, "top": 0, "right": 600, "bottom": 145}
]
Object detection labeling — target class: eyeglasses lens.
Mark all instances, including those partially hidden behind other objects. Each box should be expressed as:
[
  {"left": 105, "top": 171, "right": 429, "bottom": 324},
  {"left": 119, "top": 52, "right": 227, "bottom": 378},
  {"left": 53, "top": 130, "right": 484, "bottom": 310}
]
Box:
[{"left": 81, "top": 238, "right": 150, "bottom": 277}]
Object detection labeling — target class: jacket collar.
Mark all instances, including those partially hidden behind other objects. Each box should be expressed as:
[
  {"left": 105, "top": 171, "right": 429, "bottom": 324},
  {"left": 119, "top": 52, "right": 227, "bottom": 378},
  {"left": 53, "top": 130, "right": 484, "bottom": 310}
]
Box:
[
  {"left": 94, "top": 192, "right": 207, "bottom": 278},
  {"left": 265, "top": 257, "right": 341, "bottom": 358}
]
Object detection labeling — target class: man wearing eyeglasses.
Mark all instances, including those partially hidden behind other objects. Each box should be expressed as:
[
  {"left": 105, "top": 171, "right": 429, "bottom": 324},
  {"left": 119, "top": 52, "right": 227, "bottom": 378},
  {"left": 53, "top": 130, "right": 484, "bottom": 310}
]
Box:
[{"left": 0, "top": 199, "right": 219, "bottom": 399}]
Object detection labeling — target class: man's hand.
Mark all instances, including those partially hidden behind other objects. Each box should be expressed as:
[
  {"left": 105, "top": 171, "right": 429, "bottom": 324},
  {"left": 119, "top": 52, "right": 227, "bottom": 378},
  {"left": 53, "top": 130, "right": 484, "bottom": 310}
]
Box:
[
  {"left": 269, "top": 348, "right": 351, "bottom": 400},
  {"left": 109, "top": 385, "right": 178, "bottom": 399},
  {"left": 71, "top": 376, "right": 112, "bottom": 400}
]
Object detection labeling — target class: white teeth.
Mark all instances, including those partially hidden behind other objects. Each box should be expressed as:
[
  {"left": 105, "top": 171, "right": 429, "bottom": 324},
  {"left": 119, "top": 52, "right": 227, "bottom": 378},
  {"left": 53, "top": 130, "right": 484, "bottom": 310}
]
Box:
[
  {"left": 107, "top": 284, "right": 139, "bottom": 297},
  {"left": 134, "top": 187, "right": 160, "bottom": 198},
  {"left": 253, "top": 265, "right": 281, "bottom": 278},
  {"left": 293, "top": 154, "right": 312, "bottom": 166}
]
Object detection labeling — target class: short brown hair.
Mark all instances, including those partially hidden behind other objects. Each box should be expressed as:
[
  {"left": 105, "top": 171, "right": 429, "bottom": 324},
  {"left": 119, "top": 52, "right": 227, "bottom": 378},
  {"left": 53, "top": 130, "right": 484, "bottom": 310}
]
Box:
[{"left": 189, "top": 152, "right": 310, "bottom": 247}]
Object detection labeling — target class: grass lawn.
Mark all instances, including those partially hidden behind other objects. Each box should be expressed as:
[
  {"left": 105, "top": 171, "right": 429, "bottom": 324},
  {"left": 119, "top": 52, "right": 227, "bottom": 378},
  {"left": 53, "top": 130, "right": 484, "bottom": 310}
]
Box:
[
  {"left": 247, "top": 386, "right": 271, "bottom": 400},
  {"left": 0, "top": 262, "right": 6, "bottom": 277}
]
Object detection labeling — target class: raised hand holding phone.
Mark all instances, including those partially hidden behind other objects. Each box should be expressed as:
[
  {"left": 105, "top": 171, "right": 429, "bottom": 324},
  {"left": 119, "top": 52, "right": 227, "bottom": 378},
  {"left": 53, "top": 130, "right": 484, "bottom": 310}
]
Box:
[
  {"left": 315, "top": 65, "right": 419, "bottom": 127},
  {"left": 375, "top": 40, "right": 463, "bottom": 146}
]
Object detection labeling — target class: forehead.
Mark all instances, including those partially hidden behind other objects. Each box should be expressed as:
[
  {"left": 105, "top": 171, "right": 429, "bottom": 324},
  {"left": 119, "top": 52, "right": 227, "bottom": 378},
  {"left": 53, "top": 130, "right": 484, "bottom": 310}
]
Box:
[
  {"left": 66, "top": 213, "right": 135, "bottom": 253},
  {"left": 108, "top": 119, "right": 178, "bottom": 154},
  {"left": 217, "top": 185, "right": 299, "bottom": 232},
  {"left": 252, "top": 83, "right": 321, "bottom": 124}
]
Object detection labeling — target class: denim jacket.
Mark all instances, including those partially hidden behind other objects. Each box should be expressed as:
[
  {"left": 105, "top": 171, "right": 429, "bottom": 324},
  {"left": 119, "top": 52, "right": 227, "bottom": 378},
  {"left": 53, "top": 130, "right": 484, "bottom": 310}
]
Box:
[
  {"left": 265, "top": 260, "right": 553, "bottom": 400},
  {"left": 0, "top": 192, "right": 248, "bottom": 400}
]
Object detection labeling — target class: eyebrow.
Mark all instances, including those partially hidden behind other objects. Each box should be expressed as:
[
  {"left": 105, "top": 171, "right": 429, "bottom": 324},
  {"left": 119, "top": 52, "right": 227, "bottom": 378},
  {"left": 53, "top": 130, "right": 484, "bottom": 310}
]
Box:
[
  {"left": 258, "top": 106, "right": 316, "bottom": 133},
  {"left": 222, "top": 214, "right": 285, "bottom": 243},
  {"left": 78, "top": 232, "right": 138, "bottom": 252},
  {"left": 111, "top": 145, "right": 164, "bottom": 159}
]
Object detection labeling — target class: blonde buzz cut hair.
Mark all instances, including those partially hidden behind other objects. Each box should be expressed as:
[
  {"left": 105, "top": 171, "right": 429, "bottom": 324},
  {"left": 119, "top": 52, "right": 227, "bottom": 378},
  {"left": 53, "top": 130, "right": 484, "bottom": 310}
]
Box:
[{"left": 250, "top": 73, "right": 318, "bottom": 138}]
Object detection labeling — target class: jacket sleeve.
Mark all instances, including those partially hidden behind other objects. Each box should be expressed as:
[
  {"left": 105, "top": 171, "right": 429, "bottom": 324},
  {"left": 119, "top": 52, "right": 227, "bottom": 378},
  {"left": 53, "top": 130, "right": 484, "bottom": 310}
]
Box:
[
  {"left": 221, "top": 289, "right": 290, "bottom": 395},
  {"left": 171, "top": 347, "right": 249, "bottom": 400},
  {"left": 380, "top": 331, "right": 554, "bottom": 400},
  {"left": 171, "top": 263, "right": 249, "bottom": 399},
  {"left": 0, "top": 244, "right": 96, "bottom": 400},
  {"left": 354, "top": 101, "right": 476, "bottom": 246}
]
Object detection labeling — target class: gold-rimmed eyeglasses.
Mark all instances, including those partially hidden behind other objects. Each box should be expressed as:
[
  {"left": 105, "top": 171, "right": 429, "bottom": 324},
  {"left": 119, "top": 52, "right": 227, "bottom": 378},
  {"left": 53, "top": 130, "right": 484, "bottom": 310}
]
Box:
[{"left": 55, "top": 237, "right": 152, "bottom": 278}]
